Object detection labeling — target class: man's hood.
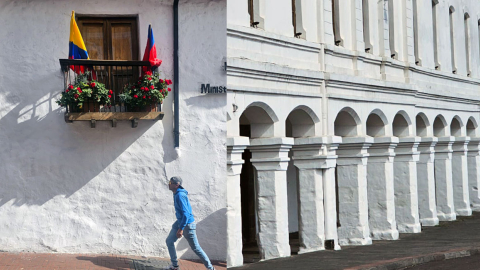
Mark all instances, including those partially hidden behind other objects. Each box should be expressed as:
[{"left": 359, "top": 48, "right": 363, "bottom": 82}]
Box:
[{"left": 175, "top": 188, "right": 188, "bottom": 195}]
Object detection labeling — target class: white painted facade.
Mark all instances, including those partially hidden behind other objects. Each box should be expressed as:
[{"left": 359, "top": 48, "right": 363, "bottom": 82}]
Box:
[
  {"left": 226, "top": 0, "right": 480, "bottom": 267},
  {"left": 0, "top": 0, "right": 227, "bottom": 262}
]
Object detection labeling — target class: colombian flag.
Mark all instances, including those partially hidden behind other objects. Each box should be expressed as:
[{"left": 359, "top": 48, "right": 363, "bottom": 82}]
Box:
[
  {"left": 142, "top": 24, "right": 162, "bottom": 74},
  {"left": 68, "top": 11, "right": 93, "bottom": 76}
]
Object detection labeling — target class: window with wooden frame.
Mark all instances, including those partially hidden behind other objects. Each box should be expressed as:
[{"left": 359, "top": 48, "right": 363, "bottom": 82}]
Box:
[
  {"left": 76, "top": 16, "right": 139, "bottom": 60},
  {"left": 76, "top": 16, "right": 140, "bottom": 98}
]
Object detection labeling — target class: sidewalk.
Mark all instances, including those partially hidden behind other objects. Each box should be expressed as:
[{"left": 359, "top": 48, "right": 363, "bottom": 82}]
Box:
[
  {"left": 232, "top": 212, "right": 480, "bottom": 270},
  {"left": 0, "top": 252, "right": 226, "bottom": 270}
]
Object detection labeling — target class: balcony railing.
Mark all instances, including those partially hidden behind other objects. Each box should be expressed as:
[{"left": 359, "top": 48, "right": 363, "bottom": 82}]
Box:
[{"left": 59, "top": 59, "right": 163, "bottom": 127}]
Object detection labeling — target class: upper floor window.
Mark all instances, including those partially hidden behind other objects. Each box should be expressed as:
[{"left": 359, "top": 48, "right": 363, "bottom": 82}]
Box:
[
  {"left": 413, "top": 0, "right": 420, "bottom": 65},
  {"left": 388, "top": 0, "right": 396, "bottom": 59},
  {"left": 449, "top": 6, "right": 457, "bottom": 74},
  {"left": 332, "top": 0, "right": 342, "bottom": 46},
  {"left": 432, "top": 0, "right": 440, "bottom": 70},
  {"left": 464, "top": 13, "right": 471, "bottom": 77},
  {"left": 77, "top": 16, "right": 139, "bottom": 60},
  {"left": 362, "top": 0, "right": 371, "bottom": 53},
  {"left": 248, "top": 0, "right": 264, "bottom": 29}
]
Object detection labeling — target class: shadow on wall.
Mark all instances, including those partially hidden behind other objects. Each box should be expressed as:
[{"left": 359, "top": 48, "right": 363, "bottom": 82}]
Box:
[
  {"left": 176, "top": 208, "right": 227, "bottom": 261},
  {"left": 0, "top": 70, "right": 163, "bottom": 207}
]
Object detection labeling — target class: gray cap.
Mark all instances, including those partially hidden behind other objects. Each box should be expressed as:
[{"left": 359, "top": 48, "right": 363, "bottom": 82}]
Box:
[{"left": 170, "top": 176, "right": 184, "bottom": 189}]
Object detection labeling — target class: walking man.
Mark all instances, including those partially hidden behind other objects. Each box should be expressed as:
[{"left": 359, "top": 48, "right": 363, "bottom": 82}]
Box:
[{"left": 165, "top": 176, "right": 216, "bottom": 270}]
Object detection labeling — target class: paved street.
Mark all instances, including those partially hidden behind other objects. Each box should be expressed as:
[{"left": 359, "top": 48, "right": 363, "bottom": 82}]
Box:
[
  {"left": 232, "top": 212, "right": 480, "bottom": 270},
  {"left": 0, "top": 253, "right": 226, "bottom": 270},
  {"left": 404, "top": 253, "right": 480, "bottom": 270}
]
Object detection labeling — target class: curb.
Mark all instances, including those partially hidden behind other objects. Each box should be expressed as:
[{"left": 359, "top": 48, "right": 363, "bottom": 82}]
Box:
[{"left": 344, "top": 248, "right": 480, "bottom": 270}]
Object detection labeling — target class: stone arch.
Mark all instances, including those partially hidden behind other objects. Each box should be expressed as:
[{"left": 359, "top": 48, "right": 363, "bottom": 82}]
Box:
[
  {"left": 467, "top": 117, "right": 478, "bottom": 137},
  {"left": 450, "top": 116, "right": 463, "bottom": 137},
  {"left": 366, "top": 109, "right": 388, "bottom": 137},
  {"left": 416, "top": 113, "right": 430, "bottom": 137},
  {"left": 433, "top": 115, "right": 448, "bottom": 137},
  {"left": 393, "top": 110, "right": 412, "bottom": 137},
  {"left": 334, "top": 107, "right": 361, "bottom": 137},
  {"left": 240, "top": 102, "right": 278, "bottom": 138},
  {"left": 286, "top": 105, "right": 319, "bottom": 138}
]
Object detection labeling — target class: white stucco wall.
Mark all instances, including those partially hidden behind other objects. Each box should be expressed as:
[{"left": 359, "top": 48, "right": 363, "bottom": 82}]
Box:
[{"left": 0, "top": 0, "right": 227, "bottom": 261}]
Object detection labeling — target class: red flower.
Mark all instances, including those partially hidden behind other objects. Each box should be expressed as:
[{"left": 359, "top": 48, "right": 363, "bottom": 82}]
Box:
[
  {"left": 150, "top": 85, "right": 154, "bottom": 89},
  {"left": 134, "top": 95, "right": 138, "bottom": 98},
  {"left": 147, "top": 77, "right": 152, "bottom": 81},
  {"left": 90, "top": 82, "right": 96, "bottom": 87},
  {"left": 78, "top": 89, "right": 82, "bottom": 93},
  {"left": 167, "top": 79, "right": 172, "bottom": 85},
  {"left": 143, "top": 95, "right": 146, "bottom": 99},
  {"left": 109, "top": 90, "right": 113, "bottom": 94},
  {"left": 168, "top": 88, "right": 171, "bottom": 92},
  {"left": 160, "top": 79, "right": 164, "bottom": 83},
  {"left": 65, "top": 89, "right": 69, "bottom": 93},
  {"left": 146, "top": 71, "right": 152, "bottom": 76},
  {"left": 68, "top": 85, "right": 74, "bottom": 90},
  {"left": 108, "top": 95, "right": 112, "bottom": 98},
  {"left": 74, "top": 94, "right": 79, "bottom": 99}
]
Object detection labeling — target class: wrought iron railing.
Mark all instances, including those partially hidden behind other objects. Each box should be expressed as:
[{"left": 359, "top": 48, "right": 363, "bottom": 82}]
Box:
[{"left": 59, "top": 59, "right": 158, "bottom": 113}]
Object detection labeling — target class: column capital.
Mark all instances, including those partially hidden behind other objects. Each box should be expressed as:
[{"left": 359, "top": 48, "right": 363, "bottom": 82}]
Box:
[
  {"left": 227, "top": 136, "right": 250, "bottom": 176},
  {"left": 337, "top": 136, "right": 373, "bottom": 165},
  {"left": 368, "top": 137, "right": 399, "bottom": 162},
  {"left": 467, "top": 137, "right": 480, "bottom": 156},
  {"left": 434, "top": 136, "right": 455, "bottom": 159},
  {"left": 418, "top": 137, "right": 438, "bottom": 163},
  {"left": 395, "top": 137, "right": 421, "bottom": 162},
  {"left": 292, "top": 136, "right": 341, "bottom": 169},
  {"left": 249, "top": 137, "right": 294, "bottom": 171},
  {"left": 452, "top": 136, "right": 470, "bottom": 153}
]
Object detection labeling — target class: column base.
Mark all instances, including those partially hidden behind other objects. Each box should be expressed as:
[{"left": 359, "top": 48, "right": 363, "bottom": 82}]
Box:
[
  {"left": 456, "top": 208, "right": 473, "bottom": 216},
  {"left": 420, "top": 217, "right": 439, "bottom": 226},
  {"left": 371, "top": 229, "right": 399, "bottom": 240},
  {"left": 339, "top": 236, "right": 372, "bottom": 246},
  {"left": 397, "top": 223, "right": 422, "bottom": 233},
  {"left": 437, "top": 212, "right": 456, "bottom": 221},
  {"left": 298, "top": 246, "right": 325, "bottom": 254},
  {"left": 471, "top": 204, "right": 480, "bottom": 211}
]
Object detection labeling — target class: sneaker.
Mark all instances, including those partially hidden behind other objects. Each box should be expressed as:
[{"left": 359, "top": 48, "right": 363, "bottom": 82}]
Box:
[{"left": 164, "top": 264, "right": 179, "bottom": 270}]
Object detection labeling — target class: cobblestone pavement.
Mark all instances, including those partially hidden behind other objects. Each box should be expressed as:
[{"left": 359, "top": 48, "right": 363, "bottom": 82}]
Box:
[
  {"left": 231, "top": 212, "right": 480, "bottom": 270},
  {"left": 0, "top": 252, "right": 226, "bottom": 270}
]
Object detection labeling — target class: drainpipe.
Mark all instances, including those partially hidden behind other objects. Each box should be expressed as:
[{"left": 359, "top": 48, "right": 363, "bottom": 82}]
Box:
[{"left": 173, "top": 0, "right": 179, "bottom": 148}]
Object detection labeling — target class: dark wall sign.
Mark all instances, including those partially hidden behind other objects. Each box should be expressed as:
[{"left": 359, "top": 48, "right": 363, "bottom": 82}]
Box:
[{"left": 201, "top": 84, "right": 227, "bottom": 94}]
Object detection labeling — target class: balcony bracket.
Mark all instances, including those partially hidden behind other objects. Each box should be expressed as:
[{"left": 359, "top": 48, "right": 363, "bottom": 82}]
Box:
[{"left": 64, "top": 112, "right": 163, "bottom": 128}]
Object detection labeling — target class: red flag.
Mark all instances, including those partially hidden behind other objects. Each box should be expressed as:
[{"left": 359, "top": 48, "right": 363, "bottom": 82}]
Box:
[{"left": 142, "top": 25, "right": 162, "bottom": 71}]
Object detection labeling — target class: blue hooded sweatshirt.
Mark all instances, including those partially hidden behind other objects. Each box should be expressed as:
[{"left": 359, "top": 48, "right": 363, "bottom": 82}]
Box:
[{"left": 174, "top": 188, "right": 195, "bottom": 230}]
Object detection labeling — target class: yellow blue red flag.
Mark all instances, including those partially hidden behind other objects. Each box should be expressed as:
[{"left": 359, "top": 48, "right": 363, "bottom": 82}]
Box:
[{"left": 69, "top": 11, "right": 89, "bottom": 61}]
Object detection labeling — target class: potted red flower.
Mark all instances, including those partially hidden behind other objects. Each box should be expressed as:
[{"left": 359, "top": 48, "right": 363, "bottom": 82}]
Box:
[
  {"left": 56, "top": 72, "right": 112, "bottom": 112},
  {"left": 119, "top": 71, "right": 172, "bottom": 112}
]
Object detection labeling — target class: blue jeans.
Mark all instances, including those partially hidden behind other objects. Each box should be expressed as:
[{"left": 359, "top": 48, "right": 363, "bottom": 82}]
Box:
[{"left": 166, "top": 221, "right": 213, "bottom": 270}]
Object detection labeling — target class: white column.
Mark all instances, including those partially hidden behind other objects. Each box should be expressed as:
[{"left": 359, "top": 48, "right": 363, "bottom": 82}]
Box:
[
  {"left": 452, "top": 137, "right": 472, "bottom": 216},
  {"left": 434, "top": 137, "right": 456, "bottom": 221},
  {"left": 394, "top": 137, "right": 421, "bottom": 233},
  {"left": 367, "top": 137, "right": 399, "bottom": 240},
  {"left": 417, "top": 137, "right": 439, "bottom": 226},
  {"left": 249, "top": 137, "right": 294, "bottom": 260},
  {"left": 467, "top": 137, "right": 480, "bottom": 211},
  {"left": 226, "top": 137, "right": 250, "bottom": 268},
  {"left": 336, "top": 137, "right": 373, "bottom": 246},
  {"left": 292, "top": 136, "right": 341, "bottom": 253}
]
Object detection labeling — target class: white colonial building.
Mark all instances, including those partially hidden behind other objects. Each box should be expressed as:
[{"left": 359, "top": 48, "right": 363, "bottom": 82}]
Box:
[
  {"left": 0, "top": 0, "right": 227, "bottom": 262},
  {"left": 226, "top": 0, "right": 480, "bottom": 267}
]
